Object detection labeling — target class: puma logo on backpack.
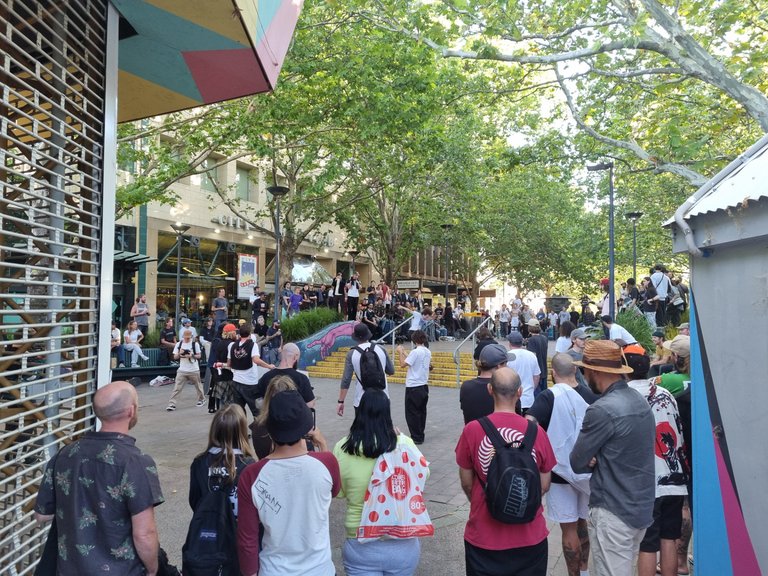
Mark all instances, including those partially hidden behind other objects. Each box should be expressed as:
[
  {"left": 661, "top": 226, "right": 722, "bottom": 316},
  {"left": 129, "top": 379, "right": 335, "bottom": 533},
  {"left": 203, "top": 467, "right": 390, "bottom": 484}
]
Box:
[{"left": 477, "top": 417, "right": 542, "bottom": 524}]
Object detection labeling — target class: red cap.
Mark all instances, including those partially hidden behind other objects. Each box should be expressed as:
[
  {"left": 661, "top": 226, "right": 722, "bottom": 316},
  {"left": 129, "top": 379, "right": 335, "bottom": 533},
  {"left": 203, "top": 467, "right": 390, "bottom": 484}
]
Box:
[{"left": 600, "top": 278, "right": 610, "bottom": 286}]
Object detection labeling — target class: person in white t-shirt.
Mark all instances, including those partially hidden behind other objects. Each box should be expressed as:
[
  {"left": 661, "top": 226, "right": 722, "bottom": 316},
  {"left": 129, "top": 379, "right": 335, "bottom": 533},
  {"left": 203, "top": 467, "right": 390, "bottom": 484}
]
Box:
[
  {"left": 224, "top": 325, "right": 276, "bottom": 418},
  {"left": 123, "top": 320, "right": 149, "bottom": 367},
  {"left": 110, "top": 320, "right": 126, "bottom": 367},
  {"left": 505, "top": 330, "right": 541, "bottom": 411},
  {"left": 396, "top": 330, "right": 431, "bottom": 444},
  {"left": 601, "top": 315, "right": 638, "bottom": 345},
  {"left": 337, "top": 323, "right": 394, "bottom": 417},
  {"left": 166, "top": 329, "right": 205, "bottom": 411}
]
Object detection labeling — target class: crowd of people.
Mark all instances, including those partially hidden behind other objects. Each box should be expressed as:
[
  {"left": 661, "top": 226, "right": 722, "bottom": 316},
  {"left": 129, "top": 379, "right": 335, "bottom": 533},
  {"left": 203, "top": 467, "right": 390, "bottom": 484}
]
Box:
[{"left": 58, "top": 265, "right": 694, "bottom": 576}]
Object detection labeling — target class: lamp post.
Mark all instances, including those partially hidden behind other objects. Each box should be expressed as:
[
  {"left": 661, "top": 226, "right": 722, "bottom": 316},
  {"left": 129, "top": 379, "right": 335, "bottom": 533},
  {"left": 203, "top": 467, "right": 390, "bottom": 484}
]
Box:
[
  {"left": 587, "top": 161, "right": 615, "bottom": 319},
  {"left": 170, "top": 222, "right": 190, "bottom": 323},
  {"left": 625, "top": 211, "right": 643, "bottom": 282},
  {"left": 348, "top": 249, "right": 359, "bottom": 274},
  {"left": 440, "top": 223, "right": 453, "bottom": 305},
  {"left": 267, "top": 185, "right": 289, "bottom": 322}
]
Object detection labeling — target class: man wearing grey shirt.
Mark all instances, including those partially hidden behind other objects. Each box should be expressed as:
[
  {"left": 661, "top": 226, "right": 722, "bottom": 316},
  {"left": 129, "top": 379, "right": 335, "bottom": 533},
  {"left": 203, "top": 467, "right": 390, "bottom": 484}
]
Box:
[
  {"left": 570, "top": 340, "right": 655, "bottom": 576},
  {"left": 212, "top": 288, "right": 228, "bottom": 335}
]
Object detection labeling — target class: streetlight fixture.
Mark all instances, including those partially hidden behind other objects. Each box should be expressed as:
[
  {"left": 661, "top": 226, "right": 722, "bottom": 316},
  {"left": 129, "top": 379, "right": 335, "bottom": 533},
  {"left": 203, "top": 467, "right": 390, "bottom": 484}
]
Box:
[
  {"left": 170, "top": 222, "right": 190, "bottom": 323},
  {"left": 587, "top": 161, "right": 615, "bottom": 319},
  {"left": 625, "top": 211, "right": 643, "bottom": 282},
  {"left": 267, "top": 185, "right": 289, "bottom": 322},
  {"left": 440, "top": 223, "right": 454, "bottom": 305},
  {"left": 348, "top": 249, "right": 359, "bottom": 274}
]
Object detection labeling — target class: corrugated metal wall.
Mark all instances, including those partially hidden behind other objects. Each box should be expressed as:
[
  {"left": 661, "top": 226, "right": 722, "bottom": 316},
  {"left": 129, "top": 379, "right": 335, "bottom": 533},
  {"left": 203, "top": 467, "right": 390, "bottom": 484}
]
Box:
[{"left": 0, "top": 1, "right": 107, "bottom": 572}]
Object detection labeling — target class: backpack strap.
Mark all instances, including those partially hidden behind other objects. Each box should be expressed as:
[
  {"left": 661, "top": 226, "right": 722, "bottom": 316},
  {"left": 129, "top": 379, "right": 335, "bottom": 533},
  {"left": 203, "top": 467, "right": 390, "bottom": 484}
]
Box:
[
  {"left": 520, "top": 419, "right": 538, "bottom": 454},
  {"left": 478, "top": 416, "right": 511, "bottom": 451}
]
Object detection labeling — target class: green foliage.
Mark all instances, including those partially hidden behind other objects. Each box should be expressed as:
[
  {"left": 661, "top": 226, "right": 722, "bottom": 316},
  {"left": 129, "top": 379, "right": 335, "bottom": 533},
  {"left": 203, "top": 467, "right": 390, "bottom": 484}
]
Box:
[
  {"left": 141, "top": 329, "right": 160, "bottom": 348},
  {"left": 279, "top": 307, "right": 343, "bottom": 342},
  {"left": 616, "top": 308, "right": 654, "bottom": 353}
]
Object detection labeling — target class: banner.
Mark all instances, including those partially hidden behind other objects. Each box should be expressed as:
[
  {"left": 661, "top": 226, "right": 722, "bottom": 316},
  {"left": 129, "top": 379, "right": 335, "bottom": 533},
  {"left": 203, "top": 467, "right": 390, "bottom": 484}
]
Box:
[{"left": 237, "top": 253, "right": 258, "bottom": 299}]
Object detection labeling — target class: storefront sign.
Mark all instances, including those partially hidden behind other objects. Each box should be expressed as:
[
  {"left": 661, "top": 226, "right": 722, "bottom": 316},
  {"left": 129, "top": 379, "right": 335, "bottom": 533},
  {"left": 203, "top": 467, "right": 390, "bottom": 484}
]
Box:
[
  {"left": 212, "top": 215, "right": 254, "bottom": 230},
  {"left": 397, "top": 279, "right": 420, "bottom": 289},
  {"left": 237, "top": 253, "right": 258, "bottom": 299}
]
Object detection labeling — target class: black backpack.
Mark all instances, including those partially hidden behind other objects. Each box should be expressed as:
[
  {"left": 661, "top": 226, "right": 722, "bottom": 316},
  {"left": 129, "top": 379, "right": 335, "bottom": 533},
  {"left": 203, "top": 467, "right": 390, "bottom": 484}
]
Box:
[
  {"left": 181, "top": 477, "right": 238, "bottom": 576},
  {"left": 353, "top": 344, "right": 386, "bottom": 390},
  {"left": 477, "top": 417, "right": 541, "bottom": 524}
]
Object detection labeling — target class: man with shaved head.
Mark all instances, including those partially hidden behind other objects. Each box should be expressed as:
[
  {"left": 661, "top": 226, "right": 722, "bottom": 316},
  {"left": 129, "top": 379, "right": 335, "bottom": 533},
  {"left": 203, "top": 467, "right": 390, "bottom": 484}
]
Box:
[
  {"left": 527, "top": 354, "right": 598, "bottom": 576},
  {"left": 456, "top": 367, "right": 556, "bottom": 576},
  {"left": 255, "top": 342, "right": 316, "bottom": 410},
  {"left": 35, "top": 381, "right": 164, "bottom": 575}
]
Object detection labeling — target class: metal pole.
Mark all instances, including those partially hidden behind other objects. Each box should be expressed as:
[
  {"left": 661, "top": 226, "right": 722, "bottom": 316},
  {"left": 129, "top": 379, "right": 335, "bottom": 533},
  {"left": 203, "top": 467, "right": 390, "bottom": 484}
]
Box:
[
  {"left": 175, "top": 237, "right": 181, "bottom": 322},
  {"left": 274, "top": 196, "right": 281, "bottom": 322},
  {"left": 632, "top": 219, "right": 637, "bottom": 282},
  {"left": 608, "top": 164, "right": 615, "bottom": 319}
]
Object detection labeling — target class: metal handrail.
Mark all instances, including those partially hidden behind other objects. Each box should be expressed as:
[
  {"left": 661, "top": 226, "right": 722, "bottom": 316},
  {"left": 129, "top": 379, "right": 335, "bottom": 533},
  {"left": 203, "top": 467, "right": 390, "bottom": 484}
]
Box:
[
  {"left": 452, "top": 315, "right": 493, "bottom": 387},
  {"left": 372, "top": 316, "right": 414, "bottom": 358}
]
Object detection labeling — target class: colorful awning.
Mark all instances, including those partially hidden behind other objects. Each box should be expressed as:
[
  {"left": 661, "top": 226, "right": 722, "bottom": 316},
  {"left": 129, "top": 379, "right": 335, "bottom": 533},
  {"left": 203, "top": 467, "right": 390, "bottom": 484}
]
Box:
[{"left": 114, "top": 0, "right": 303, "bottom": 122}]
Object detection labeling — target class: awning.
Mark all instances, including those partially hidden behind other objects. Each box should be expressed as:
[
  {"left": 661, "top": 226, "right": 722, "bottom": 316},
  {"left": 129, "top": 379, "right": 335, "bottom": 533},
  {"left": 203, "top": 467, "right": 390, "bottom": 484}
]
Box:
[
  {"left": 113, "top": 250, "right": 156, "bottom": 270},
  {"left": 114, "top": 0, "right": 303, "bottom": 122}
]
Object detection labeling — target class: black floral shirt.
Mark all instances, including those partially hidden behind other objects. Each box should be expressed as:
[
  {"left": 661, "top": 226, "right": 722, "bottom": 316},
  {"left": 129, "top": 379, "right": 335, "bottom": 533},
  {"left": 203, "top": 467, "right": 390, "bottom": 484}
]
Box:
[{"left": 35, "top": 432, "right": 164, "bottom": 575}]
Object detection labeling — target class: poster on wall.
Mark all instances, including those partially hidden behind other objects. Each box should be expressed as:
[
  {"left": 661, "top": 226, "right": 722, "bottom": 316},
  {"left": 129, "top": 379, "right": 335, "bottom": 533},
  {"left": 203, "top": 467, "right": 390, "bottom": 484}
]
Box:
[{"left": 238, "top": 253, "right": 258, "bottom": 299}]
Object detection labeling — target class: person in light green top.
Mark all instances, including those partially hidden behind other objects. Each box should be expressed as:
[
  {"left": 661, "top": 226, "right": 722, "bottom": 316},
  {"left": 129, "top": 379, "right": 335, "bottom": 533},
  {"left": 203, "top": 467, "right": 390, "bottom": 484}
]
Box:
[{"left": 333, "top": 389, "right": 428, "bottom": 576}]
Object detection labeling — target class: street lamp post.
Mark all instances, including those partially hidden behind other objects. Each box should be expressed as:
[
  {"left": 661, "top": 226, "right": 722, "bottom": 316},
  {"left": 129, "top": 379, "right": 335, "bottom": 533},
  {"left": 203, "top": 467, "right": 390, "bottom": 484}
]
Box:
[
  {"left": 625, "top": 211, "right": 643, "bottom": 282},
  {"left": 587, "top": 161, "right": 615, "bottom": 319},
  {"left": 170, "top": 222, "right": 190, "bottom": 323},
  {"left": 440, "top": 223, "right": 453, "bottom": 305},
  {"left": 348, "top": 250, "right": 359, "bottom": 274},
  {"left": 267, "top": 185, "right": 289, "bottom": 322}
]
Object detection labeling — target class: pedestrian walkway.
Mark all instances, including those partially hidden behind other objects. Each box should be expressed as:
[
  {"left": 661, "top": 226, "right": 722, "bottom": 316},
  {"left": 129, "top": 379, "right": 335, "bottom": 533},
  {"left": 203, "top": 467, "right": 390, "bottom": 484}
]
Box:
[{"left": 131, "top": 336, "right": 572, "bottom": 575}]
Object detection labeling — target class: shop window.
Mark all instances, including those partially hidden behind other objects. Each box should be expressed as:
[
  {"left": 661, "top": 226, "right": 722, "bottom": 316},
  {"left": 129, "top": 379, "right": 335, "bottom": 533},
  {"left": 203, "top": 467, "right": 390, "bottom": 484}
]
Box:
[
  {"left": 201, "top": 157, "right": 219, "bottom": 192},
  {"left": 236, "top": 166, "right": 251, "bottom": 201}
]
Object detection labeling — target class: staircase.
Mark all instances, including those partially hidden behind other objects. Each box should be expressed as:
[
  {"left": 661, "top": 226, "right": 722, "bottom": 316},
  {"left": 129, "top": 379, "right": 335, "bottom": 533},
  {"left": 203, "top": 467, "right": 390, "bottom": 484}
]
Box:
[{"left": 306, "top": 347, "right": 477, "bottom": 388}]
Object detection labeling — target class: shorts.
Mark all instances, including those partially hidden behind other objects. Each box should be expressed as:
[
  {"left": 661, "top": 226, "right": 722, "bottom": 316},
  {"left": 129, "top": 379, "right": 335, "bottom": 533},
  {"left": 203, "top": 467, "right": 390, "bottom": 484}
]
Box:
[
  {"left": 545, "top": 482, "right": 589, "bottom": 523},
  {"left": 639, "top": 495, "right": 685, "bottom": 552}
]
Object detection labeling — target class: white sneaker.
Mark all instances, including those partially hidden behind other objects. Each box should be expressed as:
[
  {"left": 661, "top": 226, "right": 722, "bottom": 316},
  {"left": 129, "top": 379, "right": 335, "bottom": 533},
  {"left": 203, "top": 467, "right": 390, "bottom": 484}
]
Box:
[
  {"left": 140, "top": 354, "right": 149, "bottom": 361},
  {"left": 196, "top": 400, "right": 205, "bottom": 407},
  {"left": 166, "top": 405, "right": 175, "bottom": 412}
]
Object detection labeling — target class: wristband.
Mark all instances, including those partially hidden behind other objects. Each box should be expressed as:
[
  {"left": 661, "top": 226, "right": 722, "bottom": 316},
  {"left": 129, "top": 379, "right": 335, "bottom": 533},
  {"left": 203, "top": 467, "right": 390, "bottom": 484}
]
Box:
[{"left": 337, "top": 400, "right": 344, "bottom": 404}]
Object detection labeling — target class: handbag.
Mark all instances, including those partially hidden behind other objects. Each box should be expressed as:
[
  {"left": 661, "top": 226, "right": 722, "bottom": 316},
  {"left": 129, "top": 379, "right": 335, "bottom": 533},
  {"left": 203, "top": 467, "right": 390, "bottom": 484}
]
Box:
[{"left": 356, "top": 435, "right": 434, "bottom": 542}]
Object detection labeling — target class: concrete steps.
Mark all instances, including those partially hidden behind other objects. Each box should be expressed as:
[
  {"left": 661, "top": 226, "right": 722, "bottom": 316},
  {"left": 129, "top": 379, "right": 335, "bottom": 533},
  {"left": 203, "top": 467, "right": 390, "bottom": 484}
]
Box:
[{"left": 306, "top": 348, "right": 476, "bottom": 388}]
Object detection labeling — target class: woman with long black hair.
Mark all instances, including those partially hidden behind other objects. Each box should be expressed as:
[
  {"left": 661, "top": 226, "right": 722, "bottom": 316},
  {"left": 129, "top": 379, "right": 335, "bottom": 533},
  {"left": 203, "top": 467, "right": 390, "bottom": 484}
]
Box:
[{"left": 333, "top": 390, "right": 430, "bottom": 576}]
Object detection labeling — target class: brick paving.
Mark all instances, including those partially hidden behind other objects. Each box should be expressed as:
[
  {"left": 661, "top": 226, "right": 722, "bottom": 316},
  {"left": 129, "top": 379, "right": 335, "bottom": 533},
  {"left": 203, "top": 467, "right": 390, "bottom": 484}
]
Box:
[{"left": 131, "top": 337, "right": 571, "bottom": 575}]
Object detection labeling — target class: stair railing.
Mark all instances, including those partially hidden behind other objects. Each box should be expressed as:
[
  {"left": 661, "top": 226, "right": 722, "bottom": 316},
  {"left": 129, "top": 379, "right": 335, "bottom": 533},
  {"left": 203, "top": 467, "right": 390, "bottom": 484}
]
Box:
[
  {"left": 373, "top": 316, "right": 416, "bottom": 359},
  {"left": 452, "top": 315, "right": 493, "bottom": 387}
]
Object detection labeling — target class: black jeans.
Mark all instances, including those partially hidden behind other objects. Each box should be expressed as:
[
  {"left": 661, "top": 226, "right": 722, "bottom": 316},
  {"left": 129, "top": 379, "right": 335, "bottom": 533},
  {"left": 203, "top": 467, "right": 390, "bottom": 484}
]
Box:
[
  {"left": 231, "top": 381, "right": 260, "bottom": 419},
  {"left": 465, "top": 539, "right": 547, "bottom": 576},
  {"left": 404, "top": 385, "right": 429, "bottom": 443},
  {"left": 347, "top": 296, "right": 359, "bottom": 321}
]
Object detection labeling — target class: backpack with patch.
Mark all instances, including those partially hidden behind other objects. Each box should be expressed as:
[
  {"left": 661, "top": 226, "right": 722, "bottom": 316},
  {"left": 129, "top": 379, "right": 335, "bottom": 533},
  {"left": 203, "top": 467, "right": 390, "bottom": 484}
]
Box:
[
  {"left": 181, "top": 476, "right": 238, "bottom": 576},
  {"left": 353, "top": 344, "right": 386, "bottom": 390},
  {"left": 229, "top": 339, "right": 254, "bottom": 371},
  {"left": 477, "top": 417, "right": 541, "bottom": 524}
]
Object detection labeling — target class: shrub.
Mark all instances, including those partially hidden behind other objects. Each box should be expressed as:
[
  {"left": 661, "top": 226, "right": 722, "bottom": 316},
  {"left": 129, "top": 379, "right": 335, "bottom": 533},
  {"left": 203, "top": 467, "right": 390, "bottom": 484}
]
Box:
[
  {"left": 280, "top": 307, "right": 343, "bottom": 342},
  {"left": 615, "top": 308, "right": 653, "bottom": 353},
  {"left": 142, "top": 329, "right": 161, "bottom": 347}
]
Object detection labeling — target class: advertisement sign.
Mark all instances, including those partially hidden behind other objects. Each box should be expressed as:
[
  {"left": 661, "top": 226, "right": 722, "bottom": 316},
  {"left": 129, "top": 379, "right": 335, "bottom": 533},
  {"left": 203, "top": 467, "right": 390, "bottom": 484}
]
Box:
[{"left": 237, "top": 253, "right": 258, "bottom": 299}]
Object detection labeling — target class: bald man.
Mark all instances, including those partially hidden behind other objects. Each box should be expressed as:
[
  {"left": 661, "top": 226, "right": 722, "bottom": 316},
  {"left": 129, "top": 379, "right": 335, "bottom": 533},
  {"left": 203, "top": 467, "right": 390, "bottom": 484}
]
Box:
[
  {"left": 255, "top": 343, "right": 316, "bottom": 409},
  {"left": 35, "top": 381, "right": 164, "bottom": 576},
  {"left": 526, "top": 354, "right": 598, "bottom": 576},
  {"left": 455, "top": 368, "right": 556, "bottom": 576}
]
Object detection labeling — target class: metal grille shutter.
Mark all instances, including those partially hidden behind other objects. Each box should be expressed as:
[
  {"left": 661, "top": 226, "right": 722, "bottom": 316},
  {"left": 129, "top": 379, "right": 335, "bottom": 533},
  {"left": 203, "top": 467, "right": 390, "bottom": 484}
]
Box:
[{"left": 0, "top": 1, "right": 108, "bottom": 572}]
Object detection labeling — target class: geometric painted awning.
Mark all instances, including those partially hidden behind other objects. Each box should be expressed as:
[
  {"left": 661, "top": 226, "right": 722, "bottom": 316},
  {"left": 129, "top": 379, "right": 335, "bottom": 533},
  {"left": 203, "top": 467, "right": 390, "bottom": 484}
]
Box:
[{"left": 114, "top": 0, "right": 304, "bottom": 122}]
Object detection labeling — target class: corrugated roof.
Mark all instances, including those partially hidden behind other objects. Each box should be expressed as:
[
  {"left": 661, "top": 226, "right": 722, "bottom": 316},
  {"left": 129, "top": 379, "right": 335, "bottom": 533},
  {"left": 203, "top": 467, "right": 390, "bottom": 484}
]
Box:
[{"left": 683, "top": 135, "right": 768, "bottom": 219}]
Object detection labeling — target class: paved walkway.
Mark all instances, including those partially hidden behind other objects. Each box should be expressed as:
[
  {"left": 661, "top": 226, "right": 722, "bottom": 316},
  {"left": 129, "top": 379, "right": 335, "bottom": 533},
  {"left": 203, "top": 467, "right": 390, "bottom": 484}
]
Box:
[{"left": 131, "top": 337, "right": 572, "bottom": 575}]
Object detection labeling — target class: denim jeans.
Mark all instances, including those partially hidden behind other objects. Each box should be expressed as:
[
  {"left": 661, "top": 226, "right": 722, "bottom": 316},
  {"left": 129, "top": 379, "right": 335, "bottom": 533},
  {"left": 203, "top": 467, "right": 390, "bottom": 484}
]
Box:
[{"left": 343, "top": 537, "right": 420, "bottom": 576}]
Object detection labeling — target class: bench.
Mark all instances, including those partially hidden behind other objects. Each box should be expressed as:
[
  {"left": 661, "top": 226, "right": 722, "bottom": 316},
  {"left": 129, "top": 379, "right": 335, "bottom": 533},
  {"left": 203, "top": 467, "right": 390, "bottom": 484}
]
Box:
[{"left": 111, "top": 348, "right": 207, "bottom": 382}]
